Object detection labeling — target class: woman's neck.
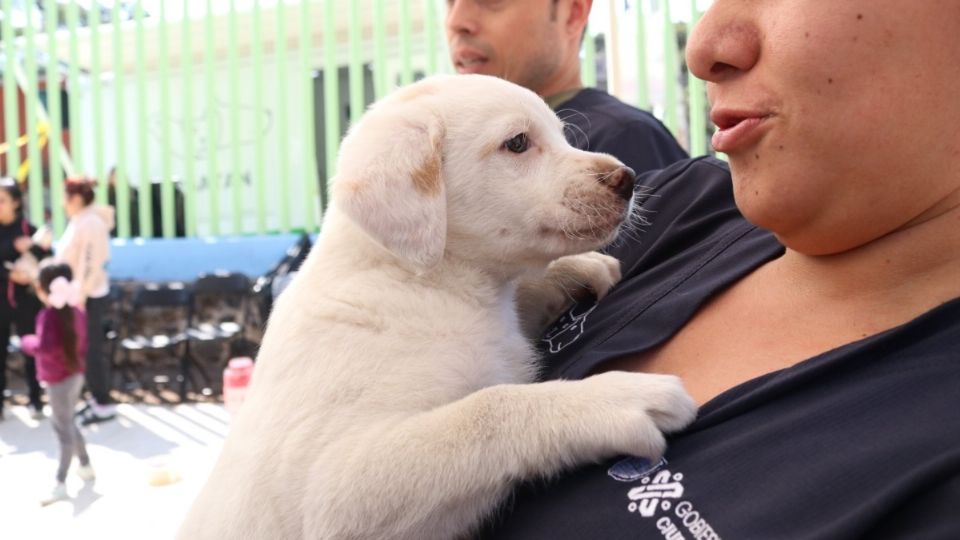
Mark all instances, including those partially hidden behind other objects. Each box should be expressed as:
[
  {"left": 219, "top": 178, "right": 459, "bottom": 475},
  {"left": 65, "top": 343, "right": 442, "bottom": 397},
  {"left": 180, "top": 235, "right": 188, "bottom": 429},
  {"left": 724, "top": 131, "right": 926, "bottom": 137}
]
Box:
[{"left": 771, "top": 193, "right": 960, "bottom": 313}]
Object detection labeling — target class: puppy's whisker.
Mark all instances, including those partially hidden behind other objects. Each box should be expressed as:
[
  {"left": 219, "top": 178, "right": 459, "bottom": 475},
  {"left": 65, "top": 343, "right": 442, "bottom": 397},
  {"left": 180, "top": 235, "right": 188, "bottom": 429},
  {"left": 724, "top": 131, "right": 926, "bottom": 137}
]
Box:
[
  {"left": 556, "top": 109, "right": 592, "bottom": 132},
  {"left": 561, "top": 120, "right": 590, "bottom": 148}
]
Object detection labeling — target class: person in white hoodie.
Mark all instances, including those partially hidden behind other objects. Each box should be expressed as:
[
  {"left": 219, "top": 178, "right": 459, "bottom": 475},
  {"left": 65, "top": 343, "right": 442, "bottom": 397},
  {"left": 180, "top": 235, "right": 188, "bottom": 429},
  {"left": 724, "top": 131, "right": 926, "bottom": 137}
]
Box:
[{"left": 57, "top": 177, "right": 116, "bottom": 424}]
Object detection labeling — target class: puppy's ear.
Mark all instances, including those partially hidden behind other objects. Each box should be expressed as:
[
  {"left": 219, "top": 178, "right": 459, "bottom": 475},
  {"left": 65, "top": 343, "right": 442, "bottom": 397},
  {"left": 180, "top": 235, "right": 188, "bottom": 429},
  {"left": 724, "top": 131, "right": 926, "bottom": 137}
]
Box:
[{"left": 332, "top": 104, "right": 446, "bottom": 270}]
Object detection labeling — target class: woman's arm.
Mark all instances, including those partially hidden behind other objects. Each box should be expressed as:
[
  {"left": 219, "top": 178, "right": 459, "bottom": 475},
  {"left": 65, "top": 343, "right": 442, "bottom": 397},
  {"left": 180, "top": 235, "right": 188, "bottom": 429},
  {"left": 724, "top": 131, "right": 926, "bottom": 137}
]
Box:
[
  {"left": 28, "top": 224, "right": 53, "bottom": 259},
  {"left": 0, "top": 234, "right": 17, "bottom": 281}
]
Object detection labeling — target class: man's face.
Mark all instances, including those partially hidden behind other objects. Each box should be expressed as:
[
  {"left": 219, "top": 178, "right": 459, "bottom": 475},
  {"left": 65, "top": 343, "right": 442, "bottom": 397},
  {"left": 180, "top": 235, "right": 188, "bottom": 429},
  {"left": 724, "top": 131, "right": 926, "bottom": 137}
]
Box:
[{"left": 445, "top": 0, "right": 566, "bottom": 96}]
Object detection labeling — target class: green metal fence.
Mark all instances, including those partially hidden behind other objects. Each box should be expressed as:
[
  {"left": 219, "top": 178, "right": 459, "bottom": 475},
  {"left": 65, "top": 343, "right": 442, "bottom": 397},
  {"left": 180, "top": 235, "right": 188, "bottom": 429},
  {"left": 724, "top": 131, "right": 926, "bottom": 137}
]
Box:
[{"left": 0, "top": 0, "right": 712, "bottom": 239}]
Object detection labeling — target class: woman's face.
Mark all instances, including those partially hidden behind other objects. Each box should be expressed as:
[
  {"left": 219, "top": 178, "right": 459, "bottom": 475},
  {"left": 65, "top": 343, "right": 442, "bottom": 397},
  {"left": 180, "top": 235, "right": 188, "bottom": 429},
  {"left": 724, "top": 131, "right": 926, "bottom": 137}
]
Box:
[
  {"left": 0, "top": 190, "right": 20, "bottom": 224},
  {"left": 686, "top": 0, "right": 960, "bottom": 255},
  {"left": 64, "top": 192, "right": 84, "bottom": 217}
]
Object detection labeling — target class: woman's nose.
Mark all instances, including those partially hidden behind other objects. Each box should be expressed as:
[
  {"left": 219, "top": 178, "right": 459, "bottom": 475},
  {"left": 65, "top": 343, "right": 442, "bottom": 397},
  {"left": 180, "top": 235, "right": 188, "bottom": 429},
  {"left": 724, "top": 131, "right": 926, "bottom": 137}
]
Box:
[{"left": 685, "top": 3, "right": 761, "bottom": 84}]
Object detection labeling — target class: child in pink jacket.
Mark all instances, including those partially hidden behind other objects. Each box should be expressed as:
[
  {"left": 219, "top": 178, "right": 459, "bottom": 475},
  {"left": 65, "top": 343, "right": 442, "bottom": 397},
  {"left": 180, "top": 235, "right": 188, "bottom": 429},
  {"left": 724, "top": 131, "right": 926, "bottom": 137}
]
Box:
[{"left": 21, "top": 262, "right": 94, "bottom": 505}]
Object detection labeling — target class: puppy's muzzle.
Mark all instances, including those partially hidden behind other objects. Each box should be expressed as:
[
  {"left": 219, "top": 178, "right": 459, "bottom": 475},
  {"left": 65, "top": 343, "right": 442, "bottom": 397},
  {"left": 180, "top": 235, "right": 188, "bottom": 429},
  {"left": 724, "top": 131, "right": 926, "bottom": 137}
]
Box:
[{"left": 601, "top": 166, "right": 636, "bottom": 201}]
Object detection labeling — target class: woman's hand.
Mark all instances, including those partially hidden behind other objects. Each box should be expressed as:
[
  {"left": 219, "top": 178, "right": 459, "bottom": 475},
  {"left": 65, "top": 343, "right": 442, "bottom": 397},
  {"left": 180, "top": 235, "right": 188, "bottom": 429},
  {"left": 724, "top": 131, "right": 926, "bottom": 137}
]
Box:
[
  {"left": 9, "top": 268, "right": 32, "bottom": 285},
  {"left": 13, "top": 236, "right": 32, "bottom": 253}
]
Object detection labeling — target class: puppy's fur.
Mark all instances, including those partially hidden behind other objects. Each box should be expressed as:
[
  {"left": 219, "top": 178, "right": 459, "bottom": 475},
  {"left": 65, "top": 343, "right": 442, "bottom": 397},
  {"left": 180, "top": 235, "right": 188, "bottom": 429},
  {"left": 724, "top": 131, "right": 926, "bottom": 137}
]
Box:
[{"left": 180, "top": 75, "right": 696, "bottom": 540}]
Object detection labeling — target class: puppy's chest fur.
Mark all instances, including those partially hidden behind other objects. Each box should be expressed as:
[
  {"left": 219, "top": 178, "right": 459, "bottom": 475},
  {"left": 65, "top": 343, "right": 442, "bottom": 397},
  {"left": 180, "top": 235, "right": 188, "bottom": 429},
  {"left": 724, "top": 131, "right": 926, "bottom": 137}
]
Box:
[
  {"left": 341, "top": 278, "right": 536, "bottom": 392},
  {"left": 257, "top": 260, "right": 539, "bottom": 413}
]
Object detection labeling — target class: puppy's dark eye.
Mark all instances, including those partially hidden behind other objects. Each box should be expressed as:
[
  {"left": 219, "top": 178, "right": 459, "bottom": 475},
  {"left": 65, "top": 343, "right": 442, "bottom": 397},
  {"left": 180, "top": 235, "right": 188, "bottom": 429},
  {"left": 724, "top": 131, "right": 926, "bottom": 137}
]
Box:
[{"left": 503, "top": 133, "right": 529, "bottom": 154}]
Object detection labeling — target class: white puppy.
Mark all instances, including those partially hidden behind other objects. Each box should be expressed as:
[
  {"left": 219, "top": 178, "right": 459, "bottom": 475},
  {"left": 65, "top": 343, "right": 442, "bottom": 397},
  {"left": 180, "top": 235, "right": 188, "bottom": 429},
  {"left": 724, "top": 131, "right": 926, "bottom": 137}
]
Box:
[{"left": 180, "top": 75, "right": 696, "bottom": 540}]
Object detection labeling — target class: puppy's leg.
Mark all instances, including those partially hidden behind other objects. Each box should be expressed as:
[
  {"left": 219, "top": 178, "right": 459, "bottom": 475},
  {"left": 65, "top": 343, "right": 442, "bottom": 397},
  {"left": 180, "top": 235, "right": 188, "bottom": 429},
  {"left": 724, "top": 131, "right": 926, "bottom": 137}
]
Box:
[
  {"left": 304, "top": 371, "right": 696, "bottom": 540},
  {"left": 516, "top": 252, "right": 621, "bottom": 339}
]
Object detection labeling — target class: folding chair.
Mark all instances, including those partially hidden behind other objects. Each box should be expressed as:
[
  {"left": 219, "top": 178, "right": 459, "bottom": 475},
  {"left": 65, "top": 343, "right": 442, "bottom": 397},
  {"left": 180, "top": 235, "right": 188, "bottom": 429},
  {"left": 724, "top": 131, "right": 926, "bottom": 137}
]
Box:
[
  {"left": 117, "top": 282, "right": 194, "bottom": 401},
  {"left": 186, "top": 271, "right": 253, "bottom": 393}
]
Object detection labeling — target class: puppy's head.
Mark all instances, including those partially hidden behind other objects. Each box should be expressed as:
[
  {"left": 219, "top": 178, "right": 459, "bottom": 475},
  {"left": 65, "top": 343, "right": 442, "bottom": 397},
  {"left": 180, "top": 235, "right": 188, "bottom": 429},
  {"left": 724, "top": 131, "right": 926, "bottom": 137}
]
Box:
[{"left": 332, "top": 75, "right": 635, "bottom": 274}]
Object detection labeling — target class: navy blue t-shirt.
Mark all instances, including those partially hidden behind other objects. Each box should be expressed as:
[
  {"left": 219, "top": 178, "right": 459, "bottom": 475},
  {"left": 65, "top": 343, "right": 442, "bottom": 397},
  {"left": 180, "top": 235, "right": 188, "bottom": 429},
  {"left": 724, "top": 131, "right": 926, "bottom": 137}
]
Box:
[
  {"left": 556, "top": 88, "right": 689, "bottom": 175},
  {"left": 481, "top": 158, "right": 960, "bottom": 539}
]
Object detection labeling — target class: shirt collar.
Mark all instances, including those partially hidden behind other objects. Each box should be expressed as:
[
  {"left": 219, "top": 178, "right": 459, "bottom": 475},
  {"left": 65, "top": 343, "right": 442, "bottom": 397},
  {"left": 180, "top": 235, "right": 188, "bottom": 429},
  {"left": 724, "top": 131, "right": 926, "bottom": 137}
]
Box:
[{"left": 543, "top": 87, "right": 584, "bottom": 110}]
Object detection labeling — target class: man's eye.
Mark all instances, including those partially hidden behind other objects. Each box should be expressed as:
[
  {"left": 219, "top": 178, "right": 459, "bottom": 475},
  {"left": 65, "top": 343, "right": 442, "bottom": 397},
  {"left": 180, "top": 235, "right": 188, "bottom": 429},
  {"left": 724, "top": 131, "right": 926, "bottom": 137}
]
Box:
[{"left": 503, "top": 133, "right": 529, "bottom": 153}]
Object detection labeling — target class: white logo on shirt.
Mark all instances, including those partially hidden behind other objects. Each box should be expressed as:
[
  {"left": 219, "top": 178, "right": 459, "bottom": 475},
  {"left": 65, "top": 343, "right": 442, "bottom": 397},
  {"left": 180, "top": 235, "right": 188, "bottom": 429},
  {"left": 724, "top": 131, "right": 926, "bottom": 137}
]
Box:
[
  {"left": 620, "top": 466, "right": 723, "bottom": 540},
  {"left": 627, "top": 470, "right": 685, "bottom": 517},
  {"left": 541, "top": 301, "right": 598, "bottom": 353}
]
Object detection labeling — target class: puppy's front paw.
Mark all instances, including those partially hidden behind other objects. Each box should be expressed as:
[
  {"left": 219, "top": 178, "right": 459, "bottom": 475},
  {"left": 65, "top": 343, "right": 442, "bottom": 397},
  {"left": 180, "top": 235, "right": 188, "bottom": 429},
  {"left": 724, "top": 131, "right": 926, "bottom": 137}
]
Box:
[
  {"left": 583, "top": 371, "right": 697, "bottom": 460},
  {"left": 547, "top": 251, "right": 621, "bottom": 301},
  {"left": 516, "top": 252, "right": 622, "bottom": 339}
]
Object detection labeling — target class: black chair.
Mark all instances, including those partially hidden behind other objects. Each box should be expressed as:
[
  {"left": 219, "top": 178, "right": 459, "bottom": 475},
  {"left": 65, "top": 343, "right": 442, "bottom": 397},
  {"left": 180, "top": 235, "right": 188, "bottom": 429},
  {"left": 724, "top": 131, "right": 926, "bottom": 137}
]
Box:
[
  {"left": 186, "top": 271, "right": 253, "bottom": 393},
  {"left": 103, "top": 286, "right": 126, "bottom": 381},
  {"left": 117, "top": 282, "right": 194, "bottom": 401},
  {"left": 253, "top": 232, "right": 312, "bottom": 320}
]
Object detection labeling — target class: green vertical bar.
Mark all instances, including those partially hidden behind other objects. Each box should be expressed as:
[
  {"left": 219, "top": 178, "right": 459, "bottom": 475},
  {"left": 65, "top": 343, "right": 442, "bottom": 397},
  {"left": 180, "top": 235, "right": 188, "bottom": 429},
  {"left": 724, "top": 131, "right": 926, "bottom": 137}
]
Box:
[
  {"left": 182, "top": 1, "right": 197, "bottom": 237},
  {"left": 89, "top": 8, "right": 105, "bottom": 203},
  {"left": 252, "top": 0, "right": 266, "bottom": 234},
  {"left": 687, "top": 2, "right": 707, "bottom": 156},
  {"left": 276, "top": 1, "right": 290, "bottom": 232},
  {"left": 204, "top": 0, "right": 220, "bottom": 236},
  {"left": 66, "top": 1, "right": 83, "bottom": 175},
  {"left": 348, "top": 0, "right": 364, "bottom": 124},
  {"left": 426, "top": 0, "right": 438, "bottom": 74},
  {"left": 582, "top": 25, "right": 596, "bottom": 88},
  {"left": 662, "top": 1, "right": 679, "bottom": 136},
  {"left": 399, "top": 0, "right": 413, "bottom": 85},
  {"left": 135, "top": 2, "right": 152, "bottom": 237},
  {"left": 301, "top": 0, "right": 318, "bottom": 228},
  {"left": 159, "top": 2, "right": 174, "bottom": 238},
  {"left": 635, "top": 1, "right": 650, "bottom": 110},
  {"left": 229, "top": 0, "right": 242, "bottom": 234},
  {"left": 323, "top": 0, "right": 339, "bottom": 188},
  {"left": 45, "top": 0, "right": 64, "bottom": 235},
  {"left": 23, "top": 5, "right": 42, "bottom": 223},
  {"left": 2, "top": 0, "right": 20, "bottom": 178},
  {"left": 112, "top": 2, "right": 130, "bottom": 238},
  {"left": 374, "top": 0, "right": 388, "bottom": 99}
]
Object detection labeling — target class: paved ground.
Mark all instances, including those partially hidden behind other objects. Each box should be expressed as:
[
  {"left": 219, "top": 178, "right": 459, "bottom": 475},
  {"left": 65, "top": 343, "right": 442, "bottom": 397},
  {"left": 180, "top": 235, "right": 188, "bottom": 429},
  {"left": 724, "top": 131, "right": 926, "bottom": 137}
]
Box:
[{"left": 0, "top": 403, "right": 228, "bottom": 540}]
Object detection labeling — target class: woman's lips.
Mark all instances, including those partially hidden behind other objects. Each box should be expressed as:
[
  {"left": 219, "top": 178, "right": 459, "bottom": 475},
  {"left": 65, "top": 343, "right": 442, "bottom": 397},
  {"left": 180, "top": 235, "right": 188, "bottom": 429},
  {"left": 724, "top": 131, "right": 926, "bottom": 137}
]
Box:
[{"left": 711, "top": 114, "right": 772, "bottom": 154}]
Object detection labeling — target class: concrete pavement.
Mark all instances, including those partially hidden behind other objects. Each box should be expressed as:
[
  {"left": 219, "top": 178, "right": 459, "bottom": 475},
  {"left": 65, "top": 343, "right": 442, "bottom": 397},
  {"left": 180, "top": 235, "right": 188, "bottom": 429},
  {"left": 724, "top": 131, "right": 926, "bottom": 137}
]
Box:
[{"left": 0, "top": 403, "right": 228, "bottom": 540}]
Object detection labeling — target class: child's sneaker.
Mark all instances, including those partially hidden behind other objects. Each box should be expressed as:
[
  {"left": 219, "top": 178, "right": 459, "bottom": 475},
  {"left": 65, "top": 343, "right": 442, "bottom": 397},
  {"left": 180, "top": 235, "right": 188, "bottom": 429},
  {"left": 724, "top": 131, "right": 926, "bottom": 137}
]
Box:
[
  {"left": 39, "top": 483, "right": 68, "bottom": 506},
  {"left": 77, "top": 464, "right": 96, "bottom": 482}
]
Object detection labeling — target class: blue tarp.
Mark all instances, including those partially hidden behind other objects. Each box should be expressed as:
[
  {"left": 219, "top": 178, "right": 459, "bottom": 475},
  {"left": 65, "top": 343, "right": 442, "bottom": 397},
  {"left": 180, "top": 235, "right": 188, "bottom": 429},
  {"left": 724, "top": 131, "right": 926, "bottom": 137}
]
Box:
[{"left": 107, "top": 233, "right": 306, "bottom": 283}]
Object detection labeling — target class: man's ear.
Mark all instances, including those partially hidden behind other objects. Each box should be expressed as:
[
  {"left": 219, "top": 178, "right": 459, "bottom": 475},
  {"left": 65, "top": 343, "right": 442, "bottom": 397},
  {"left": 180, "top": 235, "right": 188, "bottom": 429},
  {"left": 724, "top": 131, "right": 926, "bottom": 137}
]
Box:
[
  {"left": 331, "top": 102, "right": 447, "bottom": 270},
  {"left": 564, "top": 0, "right": 593, "bottom": 42}
]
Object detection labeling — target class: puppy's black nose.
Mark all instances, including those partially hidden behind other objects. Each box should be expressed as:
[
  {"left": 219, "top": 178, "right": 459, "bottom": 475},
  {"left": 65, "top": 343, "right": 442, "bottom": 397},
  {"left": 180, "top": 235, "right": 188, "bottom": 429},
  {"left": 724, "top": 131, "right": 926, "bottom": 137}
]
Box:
[{"left": 603, "top": 166, "right": 636, "bottom": 201}]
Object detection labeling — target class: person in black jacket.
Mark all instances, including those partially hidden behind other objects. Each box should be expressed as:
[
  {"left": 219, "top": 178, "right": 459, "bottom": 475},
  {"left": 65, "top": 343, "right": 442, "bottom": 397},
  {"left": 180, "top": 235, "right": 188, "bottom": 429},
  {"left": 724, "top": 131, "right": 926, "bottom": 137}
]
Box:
[
  {"left": 445, "top": 0, "right": 689, "bottom": 174},
  {"left": 0, "top": 177, "right": 51, "bottom": 419}
]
